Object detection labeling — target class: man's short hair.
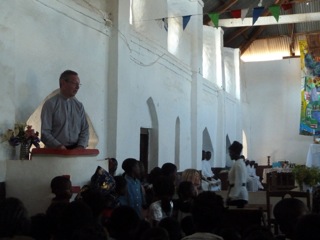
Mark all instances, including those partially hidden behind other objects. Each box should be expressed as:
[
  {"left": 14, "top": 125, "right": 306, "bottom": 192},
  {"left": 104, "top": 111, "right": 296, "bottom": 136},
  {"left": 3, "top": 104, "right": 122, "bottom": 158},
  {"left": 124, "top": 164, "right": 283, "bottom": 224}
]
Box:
[
  {"left": 229, "top": 141, "right": 243, "bottom": 154},
  {"left": 122, "top": 158, "right": 138, "bottom": 174},
  {"left": 59, "top": 70, "right": 78, "bottom": 87}
]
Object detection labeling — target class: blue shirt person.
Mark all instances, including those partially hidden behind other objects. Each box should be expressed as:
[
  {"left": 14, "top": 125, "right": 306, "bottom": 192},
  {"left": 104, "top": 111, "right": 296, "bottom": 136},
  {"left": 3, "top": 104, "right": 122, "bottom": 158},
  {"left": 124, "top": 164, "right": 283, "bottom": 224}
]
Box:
[{"left": 121, "top": 158, "right": 146, "bottom": 219}]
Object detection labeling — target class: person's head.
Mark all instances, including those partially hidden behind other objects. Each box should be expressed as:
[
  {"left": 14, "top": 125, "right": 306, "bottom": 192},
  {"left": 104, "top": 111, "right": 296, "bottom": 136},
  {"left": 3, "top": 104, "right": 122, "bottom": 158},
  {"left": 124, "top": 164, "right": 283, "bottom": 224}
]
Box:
[
  {"left": 205, "top": 151, "right": 211, "bottom": 161},
  {"left": 46, "top": 201, "right": 69, "bottom": 237},
  {"left": 153, "top": 176, "right": 176, "bottom": 216},
  {"left": 158, "top": 217, "right": 182, "bottom": 240},
  {"left": 79, "top": 187, "right": 107, "bottom": 220},
  {"left": 122, "top": 158, "right": 140, "bottom": 178},
  {"left": 30, "top": 213, "right": 51, "bottom": 240},
  {"left": 181, "top": 169, "right": 201, "bottom": 195},
  {"left": 202, "top": 150, "right": 206, "bottom": 160},
  {"left": 180, "top": 215, "right": 195, "bottom": 236},
  {"left": 178, "top": 181, "right": 197, "bottom": 200},
  {"left": 107, "top": 158, "right": 118, "bottom": 176},
  {"left": 138, "top": 161, "right": 147, "bottom": 181},
  {"left": 153, "top": 176, "right": 175, "bottom": 200},
  {"left": 59, "top": 70, "right": 80, "bottom": 98},
  {"left": 50, "top": 176, "right": 72, "bottom": 201},
  {"left": 139, "top": 227, "right": 169, "bottom": 240},
  {"left": 161, "top": 163, "right": 177, "bottom": 183},
  {"left": 56, "top": 200, "right": 95, "bottom": 239},
  {"left": 114, "top": 175, "right": 127, "bottom": 196},
  {"left": 0, "top": 197, "right": 30, "bottom": 238},
  {"left": 273, "top": 198, "right": 308, "bottom": 238},
  {"left": 147, "top": 167, "right": 162, "bottom": 184},
  {"left": 107, "top": 205, "right": 141, "bottom": 240},
  {"left": 241, "top": 225, "right": 274, "bottom": 240},
  {"left": 191, "top": 191, "right": 225, "bottom": 232},
  {"left": 249, "top": 160, "right": 255, "bottom": 167},
  {"left": 294, "top": 213, "right": 320, "bottom": 240},
  {"left": 228, "top": 141, "right": 243, "bottom": 160}
]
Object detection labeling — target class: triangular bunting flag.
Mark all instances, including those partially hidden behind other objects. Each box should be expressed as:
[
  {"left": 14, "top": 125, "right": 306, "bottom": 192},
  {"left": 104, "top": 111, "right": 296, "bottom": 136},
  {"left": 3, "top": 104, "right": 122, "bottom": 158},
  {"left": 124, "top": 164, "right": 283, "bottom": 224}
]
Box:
[
  {"left": 281, "top": 3, "right": 293, "bottom": 11},
  {"left": 182, "top": 15, "right": 191, "bottom": 30},
  {"left": 252, "top": 7, "right": 264, "bottom": 25},
  {"left": 162, "top": 18, "right": 168, "bottom": 32},
  {"left": 155, "top": 19, "right": 163, "bottom": 29},
  {"left": 269, "top": 5, "right": 280, "bottom": 22},
  {"left": 208, "top": 13, "right": 219, "bottom": 28},
  {"left": 241, "top": 8, "right": 249, "bottom": 21},
  {"left": 231, "top": 9, "right": 241, "bottom": 18}
]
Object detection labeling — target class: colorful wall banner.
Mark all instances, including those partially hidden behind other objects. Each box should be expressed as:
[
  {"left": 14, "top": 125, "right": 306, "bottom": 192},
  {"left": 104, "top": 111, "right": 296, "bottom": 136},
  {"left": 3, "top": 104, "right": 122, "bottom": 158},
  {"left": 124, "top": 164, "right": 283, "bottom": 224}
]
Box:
[{"left": 299, "top": 34, "right": 320, "bottom": 136}]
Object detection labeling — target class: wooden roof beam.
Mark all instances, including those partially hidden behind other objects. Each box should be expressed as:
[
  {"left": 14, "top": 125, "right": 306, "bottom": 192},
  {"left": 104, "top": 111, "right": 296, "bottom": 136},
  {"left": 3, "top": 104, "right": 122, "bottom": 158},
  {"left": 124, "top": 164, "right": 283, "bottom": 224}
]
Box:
[{"left": 219, "top": 12, "right": 320, "bottom": 27}]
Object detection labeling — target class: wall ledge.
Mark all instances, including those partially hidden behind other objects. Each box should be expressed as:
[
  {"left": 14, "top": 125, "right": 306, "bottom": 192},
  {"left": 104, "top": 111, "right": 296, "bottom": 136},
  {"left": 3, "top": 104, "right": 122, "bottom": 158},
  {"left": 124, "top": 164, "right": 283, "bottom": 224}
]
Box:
[{"left": 31, "top": 148, "right": 99, "bottom": 158}]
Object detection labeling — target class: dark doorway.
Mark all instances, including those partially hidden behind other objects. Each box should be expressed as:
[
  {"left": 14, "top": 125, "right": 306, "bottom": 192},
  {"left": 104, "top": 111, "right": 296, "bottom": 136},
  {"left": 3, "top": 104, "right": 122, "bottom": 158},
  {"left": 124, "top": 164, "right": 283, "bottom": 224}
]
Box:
[{"left": 140, "top": 128, "right": 149, "bottom": 179}]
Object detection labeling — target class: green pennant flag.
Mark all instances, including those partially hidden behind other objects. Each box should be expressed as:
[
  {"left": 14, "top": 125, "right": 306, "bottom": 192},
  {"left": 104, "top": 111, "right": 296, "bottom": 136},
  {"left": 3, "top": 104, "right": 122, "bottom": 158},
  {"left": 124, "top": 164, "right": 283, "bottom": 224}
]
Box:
[
  {"left": 208, "top": 13, "right": 219, "bottom": 28},
  {"left": 269, "top": 5, "right": 280, "bottom": 22}
]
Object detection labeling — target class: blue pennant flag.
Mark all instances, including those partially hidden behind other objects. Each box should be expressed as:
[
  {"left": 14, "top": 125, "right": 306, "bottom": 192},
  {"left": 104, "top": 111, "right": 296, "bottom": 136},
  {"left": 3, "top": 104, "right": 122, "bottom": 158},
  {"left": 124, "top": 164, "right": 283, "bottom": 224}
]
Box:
[
  {"left": 182, "top": 15, "right": 191, "bottom": 30},
  {"left": 252, "top": 7, "right": 264, "bottom": 25}
]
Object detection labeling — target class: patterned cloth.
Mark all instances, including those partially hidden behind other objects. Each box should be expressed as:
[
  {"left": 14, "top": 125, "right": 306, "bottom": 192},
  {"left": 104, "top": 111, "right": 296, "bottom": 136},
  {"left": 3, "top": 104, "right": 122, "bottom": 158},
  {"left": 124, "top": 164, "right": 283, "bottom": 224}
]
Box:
[{"left": 90, "top": 166, "right": 115, "bottom": 196}]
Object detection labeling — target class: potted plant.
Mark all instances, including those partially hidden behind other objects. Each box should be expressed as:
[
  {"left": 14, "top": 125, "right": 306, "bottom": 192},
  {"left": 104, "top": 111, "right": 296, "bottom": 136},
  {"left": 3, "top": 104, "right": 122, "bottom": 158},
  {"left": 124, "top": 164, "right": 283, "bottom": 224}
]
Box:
[{"left": 292, "top": 165, "right": 320, "bottom": 191}]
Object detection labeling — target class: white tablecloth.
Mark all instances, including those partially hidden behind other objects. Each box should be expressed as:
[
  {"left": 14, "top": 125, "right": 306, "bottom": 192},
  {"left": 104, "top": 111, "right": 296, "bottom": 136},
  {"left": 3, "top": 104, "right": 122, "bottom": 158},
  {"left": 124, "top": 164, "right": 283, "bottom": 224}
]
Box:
[{"left": 306, "top": 144, "right": 320, "bottom": 167}]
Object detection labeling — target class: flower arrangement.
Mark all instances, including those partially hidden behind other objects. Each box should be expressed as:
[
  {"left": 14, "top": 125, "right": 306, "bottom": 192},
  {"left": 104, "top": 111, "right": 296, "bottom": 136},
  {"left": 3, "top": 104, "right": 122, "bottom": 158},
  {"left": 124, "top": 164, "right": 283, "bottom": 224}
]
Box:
[{"left": 2, "top": 123, "right": 41, "bottom": 148}]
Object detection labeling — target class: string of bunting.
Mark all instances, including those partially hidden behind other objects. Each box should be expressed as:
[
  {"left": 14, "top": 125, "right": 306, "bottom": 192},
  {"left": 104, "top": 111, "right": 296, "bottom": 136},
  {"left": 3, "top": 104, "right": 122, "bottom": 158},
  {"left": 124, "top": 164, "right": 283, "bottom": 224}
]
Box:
[
  {"left": 209, "top": 3, "right": 289, "bottom": 28},
  {"left": 155, "top": 1, "right": 310, "bottom": 31}
]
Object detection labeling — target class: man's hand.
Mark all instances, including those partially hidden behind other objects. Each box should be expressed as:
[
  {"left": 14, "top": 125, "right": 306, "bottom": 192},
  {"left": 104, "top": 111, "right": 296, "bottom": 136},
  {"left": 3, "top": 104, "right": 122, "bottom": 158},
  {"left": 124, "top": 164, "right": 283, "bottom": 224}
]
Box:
[
  {"left": 57, "top": 145, "right": 67, "bottom": 150},
  {"left": 74, "top": 145, "right": 85, "bottom": 149}
]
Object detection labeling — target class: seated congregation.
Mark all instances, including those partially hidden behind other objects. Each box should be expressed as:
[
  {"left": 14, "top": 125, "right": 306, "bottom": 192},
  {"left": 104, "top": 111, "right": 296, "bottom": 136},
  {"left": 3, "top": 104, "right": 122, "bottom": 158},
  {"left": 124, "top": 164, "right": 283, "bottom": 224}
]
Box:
[
  {"left": 2, "top": 151, "right": 318, "bottom": 240},
  {"left": 201, "top": 149, "right": 264, "bottom": 193}
]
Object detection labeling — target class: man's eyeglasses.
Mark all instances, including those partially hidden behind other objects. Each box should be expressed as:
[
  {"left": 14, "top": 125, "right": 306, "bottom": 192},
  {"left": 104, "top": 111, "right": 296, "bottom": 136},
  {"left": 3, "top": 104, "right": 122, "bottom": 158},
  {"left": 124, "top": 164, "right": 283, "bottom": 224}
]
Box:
[{"left": 65, "top": 79, "right": 81, "bottom": 87}]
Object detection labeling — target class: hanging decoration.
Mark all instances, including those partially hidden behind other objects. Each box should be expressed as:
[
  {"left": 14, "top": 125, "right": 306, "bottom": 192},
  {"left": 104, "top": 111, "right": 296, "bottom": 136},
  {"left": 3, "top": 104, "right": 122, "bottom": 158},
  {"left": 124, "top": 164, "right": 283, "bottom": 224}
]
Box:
[
  {"left": 231, "top": 9, "right": 241, "bottom": 18},
  {"left": 299, "top": 34, "right": 320, "bottom": 136},
  {"left": 147, "top": 1, "right": 315, "bottom": 31},
  {"left": 182, "top": 15, "right": 191, "bottom": 30},
  {"left": 281, "top": 3, "right": 293, "bottom": 10},
  {"left": 252, "top": 7, "right": 265, "bottom": 25},
  {"left": 162, "top": 18, "right": 168, "bottom": 31},
  {"left": 208, "top": 13, "right": 219, "bottom": 28},
  {"left": 241, "top": 8, "right": 249, "bottom": 21},
  {"left": 269, "top": 5, "right": 280, "bottom": 22},
  {"left": 156, "top": 19, "right": 163, "bottom": 29}
]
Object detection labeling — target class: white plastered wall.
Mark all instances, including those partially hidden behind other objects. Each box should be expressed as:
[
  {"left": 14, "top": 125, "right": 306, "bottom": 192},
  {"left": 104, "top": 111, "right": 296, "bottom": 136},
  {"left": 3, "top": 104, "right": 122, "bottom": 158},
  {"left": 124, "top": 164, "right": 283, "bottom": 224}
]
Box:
[
  {"left": 0, "top": 0, "right": 245, "bottom": 186},
  {"left": 242, "top": 58, "right": 311, "bottom": 165},
  {"left": 0, "top": 0, "right": 110, "bottom": 177}
]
